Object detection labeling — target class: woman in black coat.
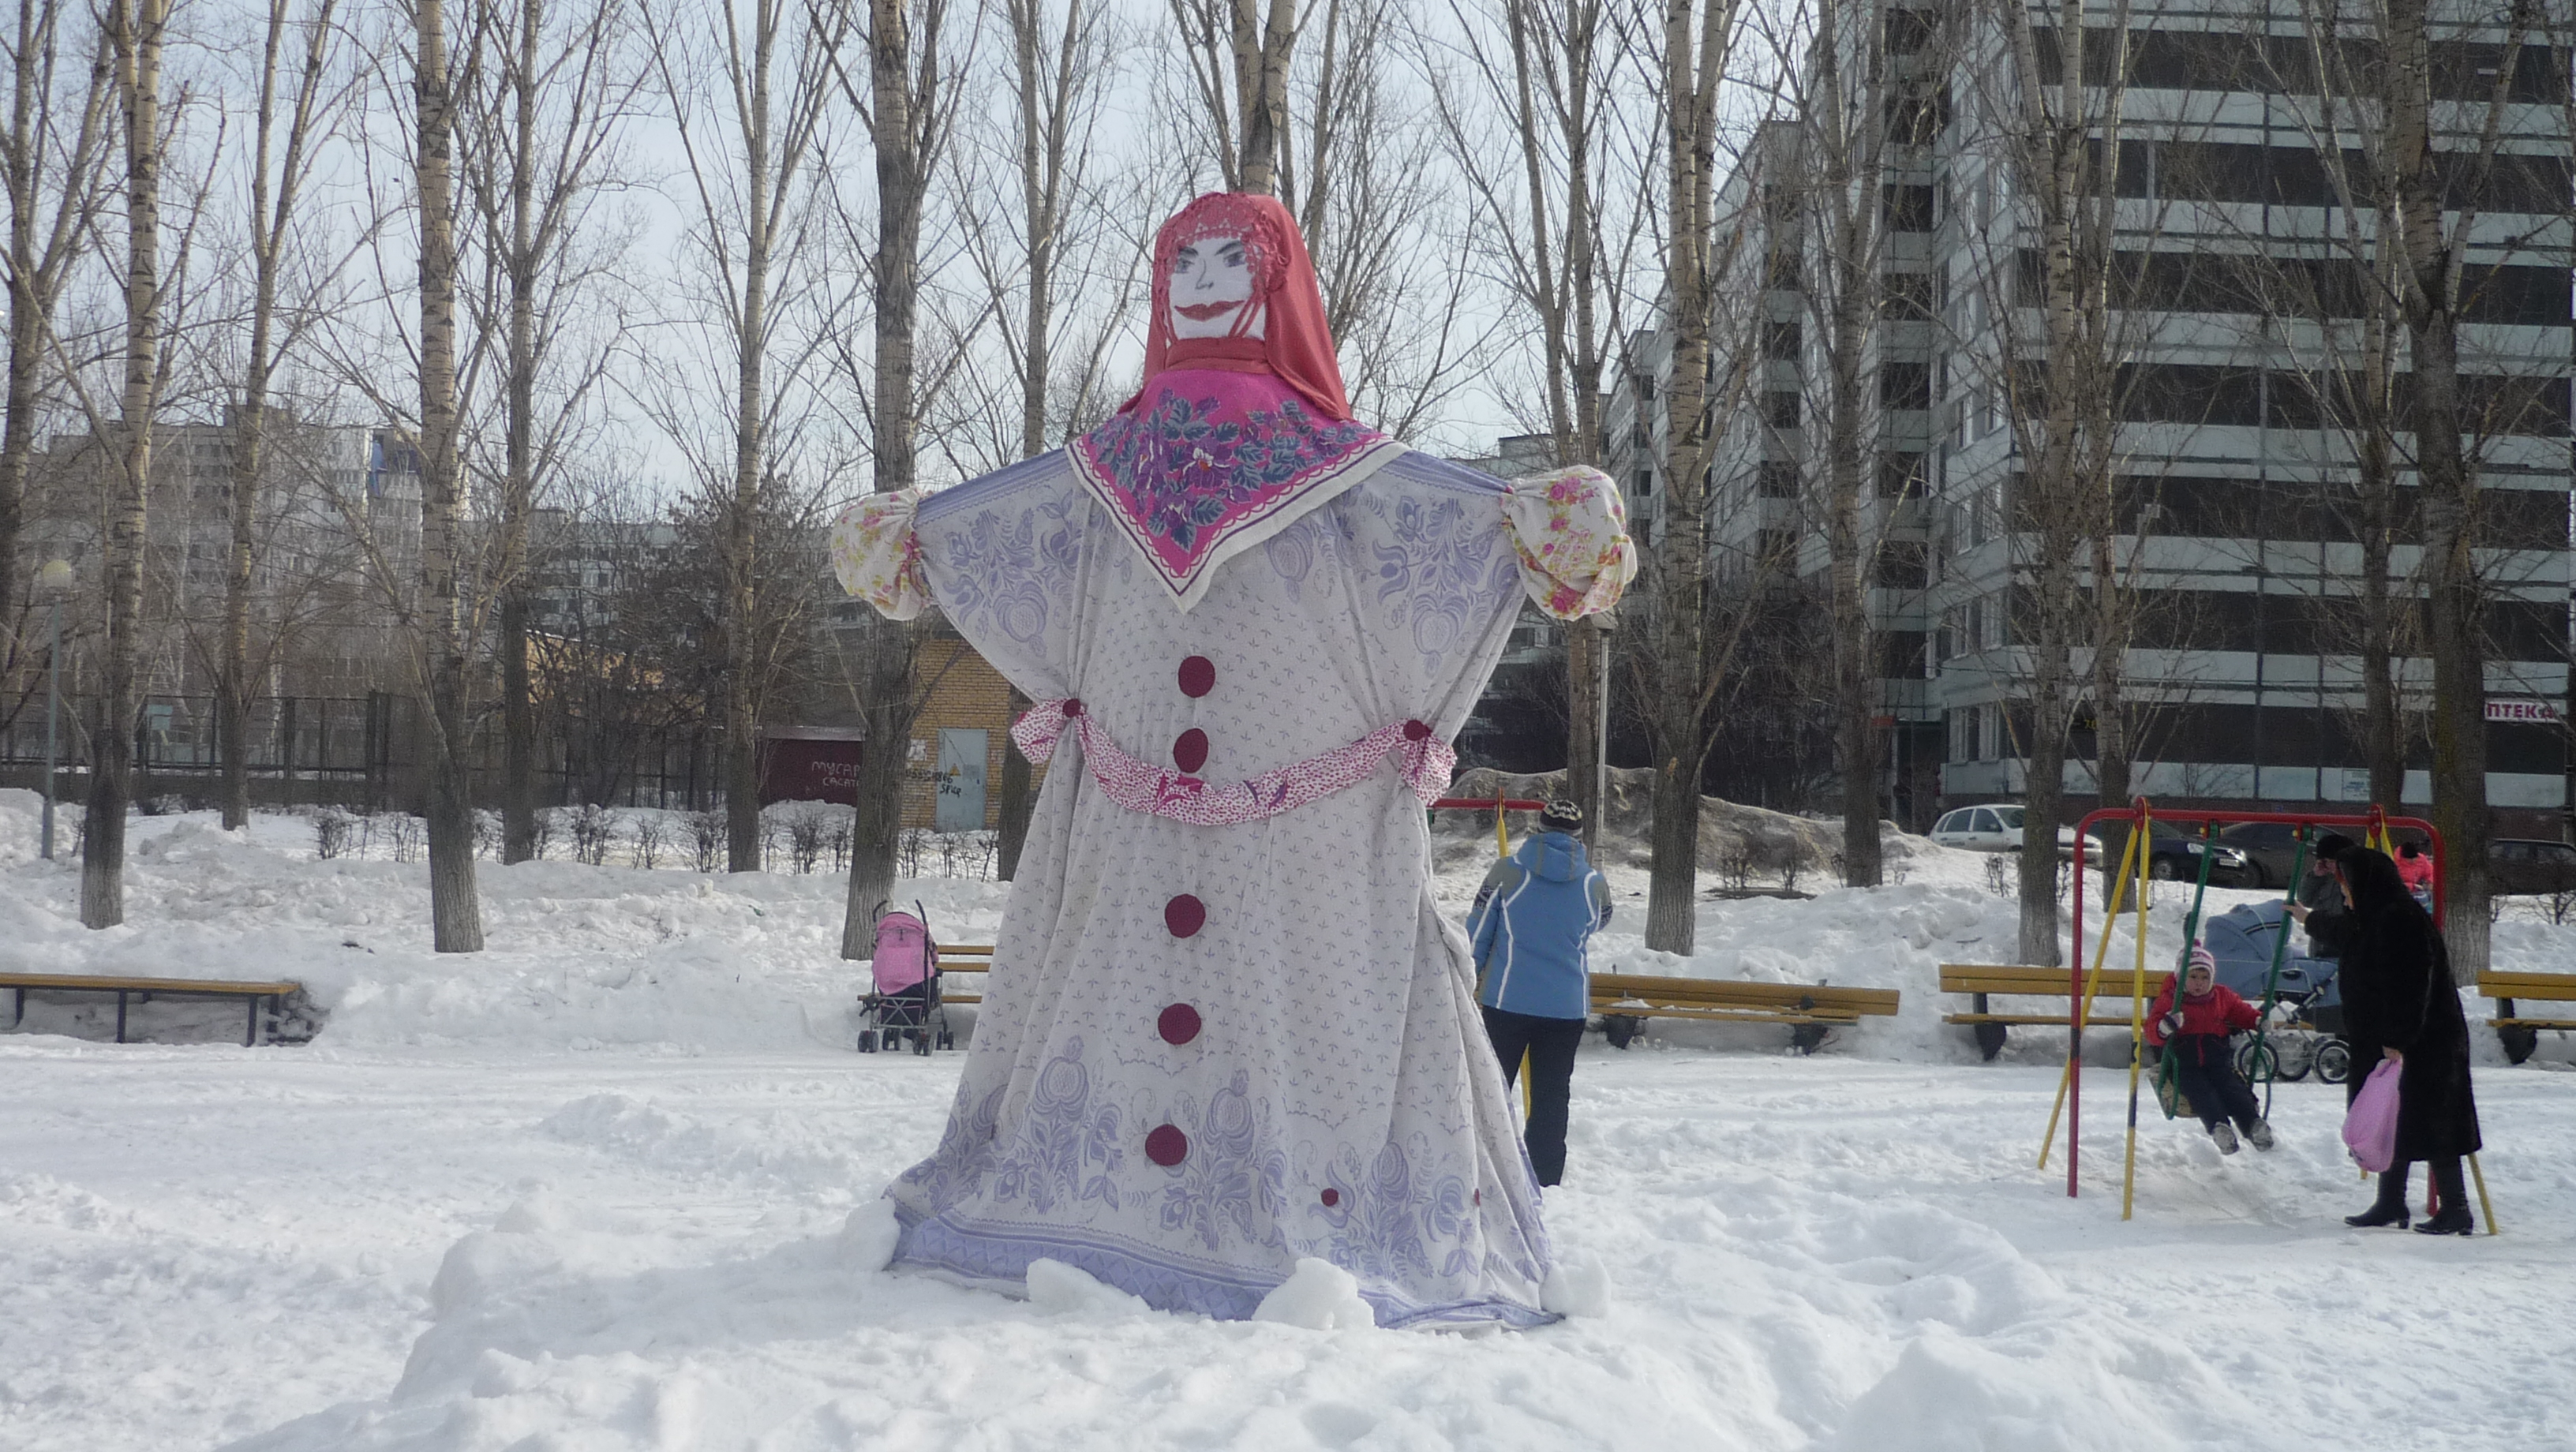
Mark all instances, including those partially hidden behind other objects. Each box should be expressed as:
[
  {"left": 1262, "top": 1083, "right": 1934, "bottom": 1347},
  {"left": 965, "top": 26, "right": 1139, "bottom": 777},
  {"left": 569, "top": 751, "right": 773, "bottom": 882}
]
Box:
[{"left": 2291, "top": 835, "right": 2484, "bottom": 1234}]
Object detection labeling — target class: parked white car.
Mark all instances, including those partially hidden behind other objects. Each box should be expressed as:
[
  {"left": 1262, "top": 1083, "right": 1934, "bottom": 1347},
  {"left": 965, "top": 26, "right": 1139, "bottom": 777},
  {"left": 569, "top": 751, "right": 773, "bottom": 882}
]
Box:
[{"left": 1929, "top": 803, "right": 2103, "bottom": 859}]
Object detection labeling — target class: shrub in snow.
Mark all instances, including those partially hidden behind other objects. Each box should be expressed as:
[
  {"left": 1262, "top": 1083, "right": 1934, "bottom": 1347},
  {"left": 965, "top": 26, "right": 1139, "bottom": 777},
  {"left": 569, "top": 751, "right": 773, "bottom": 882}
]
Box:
[
  {"left": 312, "top": 806, "right": 352, "bottom": 860},
  {"left": 1252, "top": 1257, "right": 1375, "bottom": 1330},
  {"left": 688, "top": 810, "right": 724, "bottom": 871},
  {"left": 569, "top": 804, "right": 619, "bottom": 866},
  {"left": 630, "top": 814, "right": 666, "bottom": 870}
]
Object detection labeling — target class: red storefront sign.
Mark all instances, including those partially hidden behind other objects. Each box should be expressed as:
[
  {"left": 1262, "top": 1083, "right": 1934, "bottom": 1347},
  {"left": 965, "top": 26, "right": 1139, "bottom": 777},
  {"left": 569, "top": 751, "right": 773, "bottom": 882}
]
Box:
[
  {"left": 2484, "top": 700, "right": 2562, "bottom": 724},
  {"left": 760, "top": 729, "right": 865, "bottom": 804}
]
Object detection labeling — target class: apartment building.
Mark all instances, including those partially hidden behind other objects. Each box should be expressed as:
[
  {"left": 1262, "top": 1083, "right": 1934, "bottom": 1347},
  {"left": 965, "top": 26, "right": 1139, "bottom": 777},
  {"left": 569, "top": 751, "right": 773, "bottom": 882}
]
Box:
[{"left": 1612, "top": 0, "right": 2575, "bottom": 833}]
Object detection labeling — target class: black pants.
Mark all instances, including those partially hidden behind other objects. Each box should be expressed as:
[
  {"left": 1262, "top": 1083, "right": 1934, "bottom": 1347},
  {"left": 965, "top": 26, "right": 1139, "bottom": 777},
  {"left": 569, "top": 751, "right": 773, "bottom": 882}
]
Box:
[
  {"left": 2374, "top": 1157, "right": 2468, "bottom": 1214},
  {"left": 1482, "top": 1006, "right": 1586, "bottom": 1187},
  {"left": 2166, "top": 1037, "right": 2263, "bottom": 1132}
]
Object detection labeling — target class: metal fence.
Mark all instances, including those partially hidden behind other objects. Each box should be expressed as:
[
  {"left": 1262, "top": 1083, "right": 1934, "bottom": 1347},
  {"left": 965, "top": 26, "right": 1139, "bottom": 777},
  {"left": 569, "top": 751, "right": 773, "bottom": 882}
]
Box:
[{"left": 0, "top": 692, "right": 721, "bottom": 813}]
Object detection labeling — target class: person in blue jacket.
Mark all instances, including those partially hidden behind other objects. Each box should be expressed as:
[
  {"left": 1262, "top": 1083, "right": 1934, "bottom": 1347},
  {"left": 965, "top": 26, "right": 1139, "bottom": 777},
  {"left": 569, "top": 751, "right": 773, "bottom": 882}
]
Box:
[{"left": 1467, "top": 799, "right": 1613, "bottom": 1187}]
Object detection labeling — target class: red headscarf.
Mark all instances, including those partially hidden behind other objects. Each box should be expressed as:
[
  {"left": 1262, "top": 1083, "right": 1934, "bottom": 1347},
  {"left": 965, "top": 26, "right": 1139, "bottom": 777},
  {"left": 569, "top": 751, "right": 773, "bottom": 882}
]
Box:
[{"left": 1124, "top": 193, "right": 1352, "bottom": 421}]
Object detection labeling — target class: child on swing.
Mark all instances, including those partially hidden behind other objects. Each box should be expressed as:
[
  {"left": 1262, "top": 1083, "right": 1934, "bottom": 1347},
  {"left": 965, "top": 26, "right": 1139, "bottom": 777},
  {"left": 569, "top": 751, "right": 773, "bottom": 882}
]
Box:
[{"left": 2147, "top": 945, "right": 2276, "bottom": 1154}]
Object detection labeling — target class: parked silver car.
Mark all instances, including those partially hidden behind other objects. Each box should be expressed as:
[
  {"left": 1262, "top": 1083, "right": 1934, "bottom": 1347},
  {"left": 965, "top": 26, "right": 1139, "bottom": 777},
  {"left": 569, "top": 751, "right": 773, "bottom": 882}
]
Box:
[{"left": 1929, "top": 803, "right": 2105, "bottom": 859}]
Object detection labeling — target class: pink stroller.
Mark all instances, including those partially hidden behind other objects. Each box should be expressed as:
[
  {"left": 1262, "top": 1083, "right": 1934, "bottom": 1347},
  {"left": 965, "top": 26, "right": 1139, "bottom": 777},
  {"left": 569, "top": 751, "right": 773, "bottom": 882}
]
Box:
[{"left": 858, "top": 903, "right": 955, "bottom": 1054}]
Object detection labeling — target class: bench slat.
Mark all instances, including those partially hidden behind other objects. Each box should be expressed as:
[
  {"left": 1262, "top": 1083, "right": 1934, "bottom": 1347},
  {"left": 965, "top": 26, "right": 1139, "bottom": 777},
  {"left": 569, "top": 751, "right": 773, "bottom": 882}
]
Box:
[
  {"left": 2491, "top": 1016, "right": 2576, "bottom": 1029},
  {"left": 1589, "top": 974, "right": 1898, "bottom": 1015},
  {"left": 2477, "top": 973, "right": 2576, "bottom": 1000},
  {"left": 0, "top": 973, "right": 301, "bottom": 996},
  {"left": 1943, "top": 1013, "right": 2136, "bottom": 1027}
]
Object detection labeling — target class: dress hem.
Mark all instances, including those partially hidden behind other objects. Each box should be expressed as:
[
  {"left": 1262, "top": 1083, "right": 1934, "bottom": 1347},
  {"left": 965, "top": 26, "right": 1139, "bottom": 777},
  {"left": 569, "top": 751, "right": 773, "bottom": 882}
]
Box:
[{"left": 891, "top": 1203, "right": 1559, "bottom": 1330}]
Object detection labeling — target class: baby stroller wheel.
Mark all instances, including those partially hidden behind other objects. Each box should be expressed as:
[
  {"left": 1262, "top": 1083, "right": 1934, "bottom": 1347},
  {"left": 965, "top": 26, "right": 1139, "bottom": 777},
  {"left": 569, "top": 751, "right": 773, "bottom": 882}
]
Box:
[
  {"left": 913, "top": 1027, "right": 933, "bottom": 1056},
  {"left": 2313, "top": 1037, "right": 2353, "bottom": 1085},
  {"left": 938, "top": 1029, "right": 956, "bottom": 1050},
  {"left": 857, "top": 1029, "right": 878, "bottom": 1053}
]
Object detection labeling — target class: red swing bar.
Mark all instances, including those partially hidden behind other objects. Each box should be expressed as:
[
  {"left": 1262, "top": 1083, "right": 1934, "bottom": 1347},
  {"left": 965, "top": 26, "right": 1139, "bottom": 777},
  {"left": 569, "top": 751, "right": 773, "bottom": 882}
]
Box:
[{"left": 2061, "top": 799, "right": 2443, "bottom": 1199}]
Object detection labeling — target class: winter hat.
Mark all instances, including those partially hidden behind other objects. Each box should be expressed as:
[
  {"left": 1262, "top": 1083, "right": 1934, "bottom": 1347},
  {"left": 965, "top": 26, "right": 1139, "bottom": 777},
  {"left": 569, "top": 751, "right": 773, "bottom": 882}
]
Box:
[
  {"left": 2312, "top": 832, "right": 2361, "bottom": 864},
  {"left": 1539, "top": 799, "right": 1584, "bottom": 833},
  {"left": 2186, "top": 943, "right": 2216, "bottom": 976}
]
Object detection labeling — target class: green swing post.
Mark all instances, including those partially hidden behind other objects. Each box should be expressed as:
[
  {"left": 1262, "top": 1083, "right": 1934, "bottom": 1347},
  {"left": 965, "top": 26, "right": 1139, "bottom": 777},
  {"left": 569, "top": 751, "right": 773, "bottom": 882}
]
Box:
[{"left": 2236, "top": 833, "right": 2311, "bottom": 1118}]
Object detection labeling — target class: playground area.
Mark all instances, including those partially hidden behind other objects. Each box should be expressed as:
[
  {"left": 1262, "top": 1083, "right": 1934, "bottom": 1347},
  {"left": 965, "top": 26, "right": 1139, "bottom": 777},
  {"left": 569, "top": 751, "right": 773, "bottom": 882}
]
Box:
[{"left": 4, "top": 794, "right": 2574, "bottom": 1449}]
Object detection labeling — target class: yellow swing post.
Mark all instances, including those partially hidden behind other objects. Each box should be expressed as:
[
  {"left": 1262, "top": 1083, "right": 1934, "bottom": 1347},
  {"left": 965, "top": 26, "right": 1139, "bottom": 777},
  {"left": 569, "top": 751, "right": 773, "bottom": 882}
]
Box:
[
  {"left": 2120, "top": 803, "right": 2154, "bottom": 1220},
  {"left": 2469, "top": 1153, "right": 2499, "bottom": 1234},
  {"left": 2036, "top": 823, "right": 2145, "bottom": 1169}
]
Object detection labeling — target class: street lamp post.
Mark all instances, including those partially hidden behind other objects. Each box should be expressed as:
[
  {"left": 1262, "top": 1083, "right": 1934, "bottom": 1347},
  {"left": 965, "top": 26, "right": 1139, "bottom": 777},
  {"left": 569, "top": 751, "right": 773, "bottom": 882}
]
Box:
[{"left": 36, "top": 558, "right": 71, "bottom": 859}]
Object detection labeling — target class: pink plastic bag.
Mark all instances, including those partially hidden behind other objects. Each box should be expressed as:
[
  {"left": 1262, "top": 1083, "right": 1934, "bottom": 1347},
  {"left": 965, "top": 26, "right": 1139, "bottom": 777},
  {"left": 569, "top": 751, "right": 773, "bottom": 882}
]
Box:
[{"left": 2342, "top": 1058, "right": 2402, "bottom": 1173}]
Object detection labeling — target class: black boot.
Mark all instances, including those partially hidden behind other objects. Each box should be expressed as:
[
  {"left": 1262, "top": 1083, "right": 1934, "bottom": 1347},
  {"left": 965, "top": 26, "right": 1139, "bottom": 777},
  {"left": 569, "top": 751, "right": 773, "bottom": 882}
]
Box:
[
  {"left": 2346, "top": 1164, "right": 2411, "bottom": 1229},
  {"left": 2414, "top": 1158, "right": 2474, "bottom": 1236}
]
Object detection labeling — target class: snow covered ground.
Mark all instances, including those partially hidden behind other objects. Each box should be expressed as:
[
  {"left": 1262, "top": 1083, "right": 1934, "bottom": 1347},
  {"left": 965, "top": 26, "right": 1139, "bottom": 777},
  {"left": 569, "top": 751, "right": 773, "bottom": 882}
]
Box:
[{"left": 5, "top": 794, "right": 2574, "bottom": 1450}]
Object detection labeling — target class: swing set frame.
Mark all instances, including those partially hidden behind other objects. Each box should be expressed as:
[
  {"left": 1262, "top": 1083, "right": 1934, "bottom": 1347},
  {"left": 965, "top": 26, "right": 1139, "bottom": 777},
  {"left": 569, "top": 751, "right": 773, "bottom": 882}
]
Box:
[{"left": 2042, "top": 799, "right": 2458, "bottom": 1218}]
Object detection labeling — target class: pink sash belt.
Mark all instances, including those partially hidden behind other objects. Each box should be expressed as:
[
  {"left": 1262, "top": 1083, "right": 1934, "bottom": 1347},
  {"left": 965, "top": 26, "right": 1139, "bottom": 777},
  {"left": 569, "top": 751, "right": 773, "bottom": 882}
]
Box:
[{"left": 1008, "top": 697, "right": 1455, "bottom": 826}]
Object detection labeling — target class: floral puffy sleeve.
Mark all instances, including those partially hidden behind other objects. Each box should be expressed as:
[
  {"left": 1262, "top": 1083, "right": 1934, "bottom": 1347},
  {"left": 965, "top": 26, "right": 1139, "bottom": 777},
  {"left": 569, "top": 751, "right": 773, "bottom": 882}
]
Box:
[
  {"left": 829, "top": 488, "right": 930, "bottom": 620},
  {"left": 1501, "top": 465, "right": 1637, "bottom": 620}
]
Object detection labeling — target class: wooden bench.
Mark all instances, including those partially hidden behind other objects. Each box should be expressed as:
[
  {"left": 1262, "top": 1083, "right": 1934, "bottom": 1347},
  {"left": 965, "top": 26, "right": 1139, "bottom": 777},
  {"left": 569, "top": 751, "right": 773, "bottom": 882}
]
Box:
[
  {"left": 935, "top": 945, "right": 991, "bottom": 1004},
  {"left": 2480, "top": 970, "right": 2576, "bottom": 1065},
  {"left": 0, "top": 971, "right": 305, "bottom": 1047},
  {"left": 1589, "top": 972, "right": 1900, "bottom": 1053},
  {"left": 1939, "top": 964, "right": 2145, "bottom": 1061}
]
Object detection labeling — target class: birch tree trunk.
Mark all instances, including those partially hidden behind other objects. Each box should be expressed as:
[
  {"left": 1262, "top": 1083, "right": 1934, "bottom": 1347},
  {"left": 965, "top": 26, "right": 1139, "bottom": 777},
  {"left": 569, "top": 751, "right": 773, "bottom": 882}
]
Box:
[
  {"left": 1644, "top": 0, "right": 1739, "bottom": 955},
  {"left": 416, "top": 0, "right": 485, "bottom": 951},
  {"left": 2386, "top": 0, "right": 2491, "bottom": 971},
  {"left": 498, "top": 0, "right": 542, "bottom": 862},
  {"left": 842, "top": 0, "right": 940, "bottom": 951},
  {"left": 82, "top": 0, "right": 163, "bottom": 930}
]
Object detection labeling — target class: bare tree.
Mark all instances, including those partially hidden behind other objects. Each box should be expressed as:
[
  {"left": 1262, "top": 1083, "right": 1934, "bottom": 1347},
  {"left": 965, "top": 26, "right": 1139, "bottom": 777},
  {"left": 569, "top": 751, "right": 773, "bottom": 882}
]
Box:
[
  {"left": 79, "top": 0, "right": 170, "bottom": 928},
  {"left": 1, "top": 0, "right": 111, "bottom": 687},
  {"left": 959, "top": 0, "right": 1125, "bottom": 880},
  {"left": 457, "top": 0, "right": 642, "bottom": 861},
  {"left": 1425, "top": 0, "right": 1654, "bottom": 846},
  {"left": 216, "top": 0, "right": 343, "bottom": 831},
  {"left": 642, "top": 0, "right": 847, "bottom": 872},
  {"left": 837, "top": 0, "right": 957, "bottom": 952},
  {"left": 1164, "top": 0, "right": 1294, "bottom": 190},
  {"left": 1641, "top": 0, "right": 1747, "bottom": 954},
  {"left": 412, "top": 0, "right": 485, "bottom": 949}
]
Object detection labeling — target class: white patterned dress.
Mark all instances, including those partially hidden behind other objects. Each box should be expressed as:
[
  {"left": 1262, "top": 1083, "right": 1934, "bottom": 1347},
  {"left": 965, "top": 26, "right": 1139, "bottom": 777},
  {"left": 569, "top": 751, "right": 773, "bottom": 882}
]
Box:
[{"left": 834, "top": 432, "right": 1631, "bottom": 1328}]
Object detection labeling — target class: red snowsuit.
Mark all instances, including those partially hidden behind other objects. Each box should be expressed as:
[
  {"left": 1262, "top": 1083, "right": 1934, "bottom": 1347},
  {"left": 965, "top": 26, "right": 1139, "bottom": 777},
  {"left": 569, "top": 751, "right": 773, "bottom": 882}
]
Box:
[
  {"left": 2145, "top": 978, "right": 2261, "bottom": 1050},
  {"left": 2148, "top": 978, "right": 2266, "bottom": 1132},
  {"left": 2395, "top": 851, "right": 2436, "bottom": 896}
]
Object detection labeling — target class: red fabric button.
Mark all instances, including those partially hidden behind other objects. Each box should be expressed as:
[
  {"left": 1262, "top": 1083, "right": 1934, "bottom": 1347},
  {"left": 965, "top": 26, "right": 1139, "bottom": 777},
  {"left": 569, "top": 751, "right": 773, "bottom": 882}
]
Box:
[
  {"left": 1062, "top": 698, "right": 1083, "bottom": 717},
  {"left": 1172, "top": 728, "right": 1209, "bottom": 773},
  {"left": 1473, "top": 1189, "right": 1481, "bottom": 1206},
  {"left": 1165, "top": 894, "right": 1205, "bottom": 938},
  {"left": 1402, "top": 719, "right": 1431, "bottom": 741},
  {"left": 1159, "top": 1003, "right": 1201, "bottom": 1045},
  {"left": 1178, "top": 656, "right": 1215, "bottom": 698},
  {"left": 1145, "top": 1125, "right": 1189, "bottom": 1166},
  {"left": 1320, "top": 1188, "right": 1340, "bottom": 1207}
]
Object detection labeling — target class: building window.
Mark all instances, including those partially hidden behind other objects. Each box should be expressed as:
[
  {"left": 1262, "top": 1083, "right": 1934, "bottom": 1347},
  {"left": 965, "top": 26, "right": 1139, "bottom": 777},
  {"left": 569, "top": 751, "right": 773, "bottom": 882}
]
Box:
[
  {"left": 1878, "top": 451, "right": 1928, "bottom": 498},
  {"left": 1765, "top": 389, "right": 1801, "bottom": 429},
  {"left": 1758, "top": 460, "right": 1799, "bottom": 498},
  {"left": 1883, "top": 183, "right": 1936, "bottom": 232},
  {"left": 1764, "top": 319, "right": 1802, "bottom": 360},
  {"left": 1882, "top": 271, "right": 1937, "bottom": 320},
  {"left": 1881, "top": 362, "right": 1933, "bottom": 410},
  {"left": 1632, "top": 468, "right": 1654, "bottom": 499}
]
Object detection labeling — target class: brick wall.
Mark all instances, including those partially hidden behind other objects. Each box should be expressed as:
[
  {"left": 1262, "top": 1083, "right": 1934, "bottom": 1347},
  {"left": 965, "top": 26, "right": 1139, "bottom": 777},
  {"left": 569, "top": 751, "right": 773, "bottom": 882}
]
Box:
[{"left": 902, "top": 636, "right": 1045, "bottom": 829}]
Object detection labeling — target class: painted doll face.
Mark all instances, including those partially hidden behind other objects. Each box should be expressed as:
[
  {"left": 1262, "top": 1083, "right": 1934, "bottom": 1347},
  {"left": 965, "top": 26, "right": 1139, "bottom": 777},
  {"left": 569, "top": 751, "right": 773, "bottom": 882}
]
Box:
[{"left": 1169, "top": 236, "right": 1264, "bottom": 339}]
